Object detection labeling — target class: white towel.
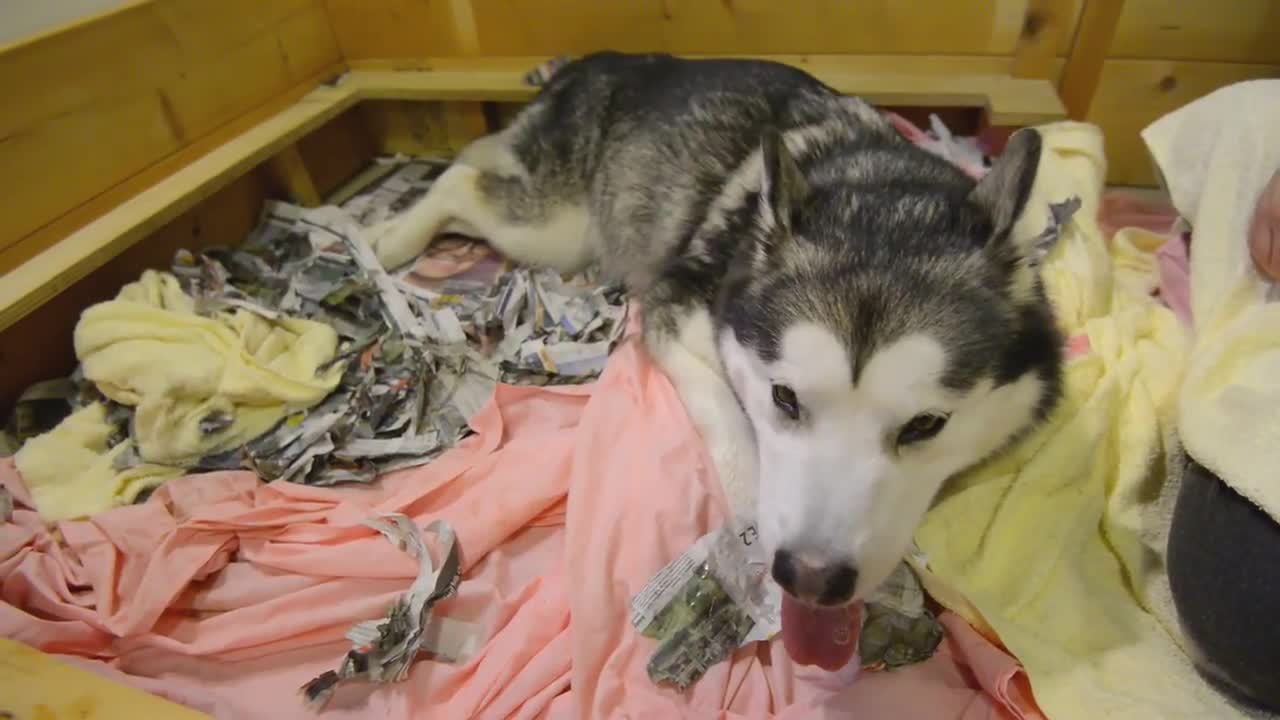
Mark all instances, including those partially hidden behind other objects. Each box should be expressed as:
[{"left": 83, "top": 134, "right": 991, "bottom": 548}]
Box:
[{"left": 1142, "top": 79, "right": 1280, "bottom": 522}]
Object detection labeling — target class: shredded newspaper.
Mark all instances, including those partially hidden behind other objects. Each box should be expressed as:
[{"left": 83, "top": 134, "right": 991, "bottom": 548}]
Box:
[
  {"left": 81, "top": 156, "right": 629, "bottom": 486},
  {"left": 1031, "top": 196, "right": 1083, "bottom": 264},
  {"left": 5, "top": 154, "right": 627, "bottom": 486},
  {"left": 300, "top": 514, "right": 467, "bottom": 711},
  {"left": 630, "top": 527, "right": 945, "bottom": 689},
  {"left": 629, "top": 522, "right": 778, "bottom": 690}
]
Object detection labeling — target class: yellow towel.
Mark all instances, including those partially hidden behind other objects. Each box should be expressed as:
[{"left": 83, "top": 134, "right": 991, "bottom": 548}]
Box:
[
  {"left": 75, "top": 270, "right": 344, "bottom": 465},
  {"left": 15, "top": 404, "right": 183, "bottom": 522},
  {"left": 914, "top": 122, "right": 1252, "bottom": 718},
  {"left": 1142, "top": 79, "right": 1280, "bottom": 524},
  {"left": 15, "top": 270, "right": 344, "bottom": 521}
]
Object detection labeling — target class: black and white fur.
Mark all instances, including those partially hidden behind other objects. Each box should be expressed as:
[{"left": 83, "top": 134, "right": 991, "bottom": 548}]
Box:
[{"left": 369, "top": 52, "right": 1064, "bottom": 608}]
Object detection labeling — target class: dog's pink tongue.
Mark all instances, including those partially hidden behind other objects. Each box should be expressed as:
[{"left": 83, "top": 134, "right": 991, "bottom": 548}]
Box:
[{"left": 780, "top": 596, "right": 863, "bottom": 671}]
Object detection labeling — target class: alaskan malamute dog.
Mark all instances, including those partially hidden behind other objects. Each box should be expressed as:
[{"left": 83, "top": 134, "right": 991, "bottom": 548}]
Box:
[{"left": 370, "top": 52, "right": 1063, "bottom": 665}]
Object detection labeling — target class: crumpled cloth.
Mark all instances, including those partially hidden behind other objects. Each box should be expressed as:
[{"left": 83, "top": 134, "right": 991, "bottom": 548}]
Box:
[
  {"left": 913, "top": 120, "right": 1262, "bottom": 718},
  {"left": 14, "top": 270, "right": 343, "bottom": 521},
  {"left": 1142, "top": 78, "right": 1280, "bottom": 524},
  {"left": 1, "top": 320, "right": 1044, "bottom": 720},
  {"left": 1097, "top": 192, "right": 1192, "bottom": 327},
  {"left": 13, "top": 404, "right": 184, "bottom": 523}
]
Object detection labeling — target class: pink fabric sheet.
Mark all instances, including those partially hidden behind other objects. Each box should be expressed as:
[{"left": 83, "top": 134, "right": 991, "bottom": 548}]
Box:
[{"left": 1, "top": 321, "right": 1045, "bottom": 720}]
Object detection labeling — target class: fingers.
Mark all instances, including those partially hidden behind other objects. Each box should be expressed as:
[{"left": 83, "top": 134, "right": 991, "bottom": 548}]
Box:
[{"left": 1249, "top": 170, "right": 1280, "bottom": 281}]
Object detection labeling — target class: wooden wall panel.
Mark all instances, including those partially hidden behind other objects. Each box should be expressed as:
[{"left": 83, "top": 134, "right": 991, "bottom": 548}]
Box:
[
  {"left": 279, "top": 2, "right": 344, "bottom": 75},
  {"left": 294, "top": 107, "right": 379, "bottom": 197},
  {"left": 1086, "top": 59, "right": 1280, "bottom": 186},
  {"left": 0, "top": 0, "right": 344, "bottom": 268},
  {"left": 161, "top": 28, "right": 297, "bottom": 141},
  {"left": 151, "top": 0, "right": 316, "bottom": 59},
  {"left": 1012, "top": 0, "right": 1081, "bottom": 79},
  {"left": 324, "top": 0, "right": 462, "bottom": 59},
  {"left": 330, "top": 0, "right": 1081, "bottom": 60},
  {"left": 0, "top": 3, "right": 180, "bottom": 139},
  {"left": 1110, "top": 0, "right": 1280, "bottom": 64},
  {"left": 360, "top": 101, "right": 459, "bottom": 157},
  {"left": 0, "top": 93, "right": 182, "bottom": 258}
]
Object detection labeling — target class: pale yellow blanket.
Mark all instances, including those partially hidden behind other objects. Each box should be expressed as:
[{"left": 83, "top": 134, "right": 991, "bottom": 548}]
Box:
[
  {"left": 16, "top": 270, "right": 343, "bottom": 521},
  {"left": 1143, "top": 79, "right": 1280, "bottom": 524},
  {"left": 915, "top": 122, "right": 1258, "bottom": 718}
]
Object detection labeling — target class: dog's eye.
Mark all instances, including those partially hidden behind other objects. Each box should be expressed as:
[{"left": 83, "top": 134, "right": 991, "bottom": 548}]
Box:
[
  {"left": 897, "top": 413, "right": 949, "bottom": 446},
  {"left": 771, "top": 384, "right": 801, "bottom": 420}
]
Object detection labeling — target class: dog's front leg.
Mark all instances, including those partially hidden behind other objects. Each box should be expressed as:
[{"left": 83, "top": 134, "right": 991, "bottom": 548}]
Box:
[{"left": 643, "top": 305, "right": 759, "bottom": 528}]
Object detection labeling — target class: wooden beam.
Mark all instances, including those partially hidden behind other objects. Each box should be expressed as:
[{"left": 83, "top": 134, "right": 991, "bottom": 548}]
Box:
[
  {"left": 263, "top": 144, "right": 324, "bottom": 206},
  {"left": 345, "top": 58, "right": 1068, "bottom": 126},
  {"left": 1059, "top": 0, "right": 1126, "bottom": 119},
  {"left": 0, "top": 61, "right": 345, "bottom": 276}
]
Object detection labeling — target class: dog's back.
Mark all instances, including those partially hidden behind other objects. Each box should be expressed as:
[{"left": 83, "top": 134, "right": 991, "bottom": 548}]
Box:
[{"left": 490, "top": 52, "right": 962, "bottom": 292}]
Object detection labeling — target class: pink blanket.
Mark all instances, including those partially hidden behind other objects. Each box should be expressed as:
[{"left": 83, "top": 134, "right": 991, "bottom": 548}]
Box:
[{"left": 1, "top": 324, "right": 1043, "bottom": 719}]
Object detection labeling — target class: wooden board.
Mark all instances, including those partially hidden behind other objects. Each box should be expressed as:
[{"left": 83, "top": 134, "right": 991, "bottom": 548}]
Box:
[
  {"left": 360, "top": 100, "right": 459, "bottom": 156},
  {"left": 1012, "top": 0, "right": 1081, "bottom": 79},
  {"left": 0, "top": 0, "right": 343, "bottom": 259},
  {"left": 0, "top": 81, "right": 360, "bottom": 334},
  {"left": 294, "top": 106, "right": 380, "bottom": 198},
  {"left": 1110, "top": 0, "right": 1280, "bottom": 64},
  {"left": 327, "top": 0, "right": 1079, "bottom": 59},
  {"left": 1086, "top": 59, "right": 1280, "bottom": 185},
  {"left": 0, "top": 57, "right": 1067, "bottom": 335},
  {"left": 1058, "top": 0, "right": 1126, "bottom": 120},
  {"left": 0, "top": 638, "right": 209, "bottom": 719},
  {"left": 349, "top": 56, "right": 1068, "bottom": 125}
]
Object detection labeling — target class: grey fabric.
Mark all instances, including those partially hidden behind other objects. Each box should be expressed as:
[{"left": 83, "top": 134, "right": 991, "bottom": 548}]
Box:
[{"left": 1168, "top": 457, "right": 1280, "bottom": 712}]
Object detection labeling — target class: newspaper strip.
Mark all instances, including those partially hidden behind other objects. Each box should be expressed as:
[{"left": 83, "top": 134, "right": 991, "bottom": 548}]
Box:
[
  {"left": 858, "top": 557, "right": 944, "bottom": 671},
  {"left": 300, "top": 515, "right": 472, "bottom": 711},
  {"left": 629, "top": 523, "right": 779, "bottom": 690},
  {"left": 631, "top": 529, "right": 946, "bottom": 689},
  {"left": 1031, "top": 195, "right": 1082, "bottom": 264}
]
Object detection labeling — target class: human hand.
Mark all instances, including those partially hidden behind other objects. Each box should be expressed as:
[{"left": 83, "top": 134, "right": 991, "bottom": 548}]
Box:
[{"left": 1250, "top": 169, "right": 1280, "bottom": 281}]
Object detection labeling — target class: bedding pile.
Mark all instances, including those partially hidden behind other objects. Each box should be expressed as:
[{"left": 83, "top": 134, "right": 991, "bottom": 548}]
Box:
[
  {"left": 912, "top": 118, "right": 1272, "bottom": 720},
  {"left": 5, "top": 158, "right": 629, "bottom": 519},
  {"left": 0, "top": 120, "right": 1048, "bottom": 719}
]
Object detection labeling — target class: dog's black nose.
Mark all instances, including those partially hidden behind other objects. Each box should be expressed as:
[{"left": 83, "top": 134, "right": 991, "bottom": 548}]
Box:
[{"left": 771, "top": 549, "right": 859, "bottom": 605}]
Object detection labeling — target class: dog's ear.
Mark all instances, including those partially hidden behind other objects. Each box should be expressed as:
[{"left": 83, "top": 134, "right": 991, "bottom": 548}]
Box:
[
  {"left": 758, "top": 127, "right": 809, "bottom": 237},
  {"left": 969, "top": 128, "right": 1042, "bottom": 257}
]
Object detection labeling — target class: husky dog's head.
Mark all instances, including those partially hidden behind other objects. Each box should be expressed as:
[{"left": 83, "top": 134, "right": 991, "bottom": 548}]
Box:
[{"left": 716, "top": 127, "right": 1063, "bottom": 606}]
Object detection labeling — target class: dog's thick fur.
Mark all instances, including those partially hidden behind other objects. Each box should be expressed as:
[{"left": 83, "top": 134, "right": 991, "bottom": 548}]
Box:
[{"left": 370, "top": 52, "right": 1063, "bottom": 605}]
